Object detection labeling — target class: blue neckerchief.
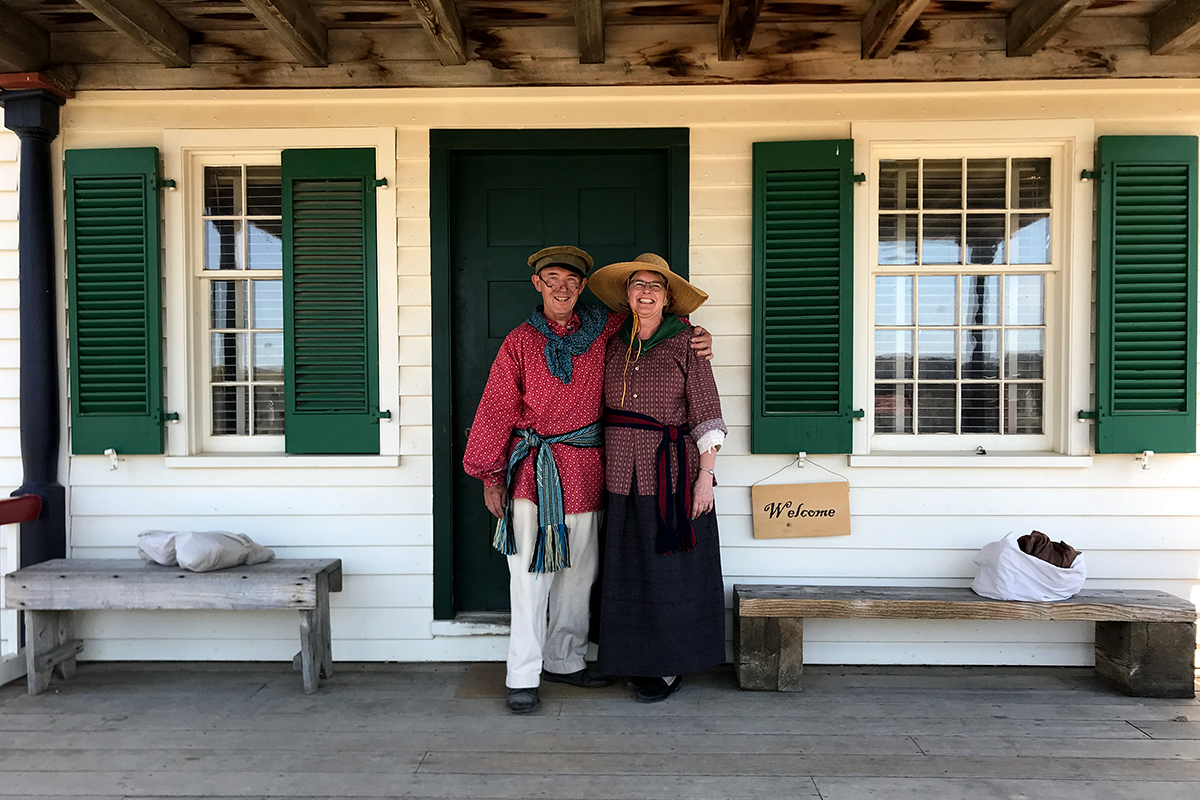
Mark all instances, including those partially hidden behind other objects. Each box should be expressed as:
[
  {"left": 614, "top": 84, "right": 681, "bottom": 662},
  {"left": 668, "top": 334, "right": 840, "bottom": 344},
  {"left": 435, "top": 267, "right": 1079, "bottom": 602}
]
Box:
[
  {"left": 492, "top": 421, "right": 604, "bottom": 573},
  {"left": 526, "top": 303, "right": 607, "bottom": 384}
]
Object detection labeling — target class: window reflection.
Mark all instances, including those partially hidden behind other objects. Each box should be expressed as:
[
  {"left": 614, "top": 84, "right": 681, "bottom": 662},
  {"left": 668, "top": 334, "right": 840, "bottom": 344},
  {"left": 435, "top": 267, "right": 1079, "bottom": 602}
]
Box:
[
  {"left": 923, "top": 160, "right": 962, "bottom": 209},
  {"left": 873, "top": 157, "right": 1049, "bottom": 438},
  {"left": 917, "top": 275, "right": 956, "bottom": 326},
  {"left": 203, "top": 164, "right": 285, "bottom": 438},
  {"left": 921, "top": 214, "right": 962, "bottom": 264},
  {"left": 966, "top": 159, "right": 1007, "bottom": 209},
  {"left": 875, "top": 276, "right": 914, "bottom": 326}
]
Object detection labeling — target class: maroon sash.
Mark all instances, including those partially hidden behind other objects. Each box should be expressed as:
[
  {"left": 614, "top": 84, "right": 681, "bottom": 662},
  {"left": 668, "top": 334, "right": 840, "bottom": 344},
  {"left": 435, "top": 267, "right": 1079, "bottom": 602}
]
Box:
[{"left": 603, "top": 407, "right": 695, "bottom": 554}]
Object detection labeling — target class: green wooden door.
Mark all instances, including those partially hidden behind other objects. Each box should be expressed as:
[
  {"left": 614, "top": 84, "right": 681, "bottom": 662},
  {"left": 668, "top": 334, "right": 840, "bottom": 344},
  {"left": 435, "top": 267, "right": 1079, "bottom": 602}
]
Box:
[{"left": 448, "top": 147, "right": 679, "bottom": 613}]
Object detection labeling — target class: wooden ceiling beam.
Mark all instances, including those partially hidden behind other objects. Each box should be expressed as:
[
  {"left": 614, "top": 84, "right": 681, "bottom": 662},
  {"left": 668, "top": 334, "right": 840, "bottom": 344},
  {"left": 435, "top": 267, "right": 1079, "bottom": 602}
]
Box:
[
  {"left": 74, "top": 0, "right": 191, "bottom": 68},
  {"left": 717, "top": 0, "right": 764, "bottom": 61},
  {"left": 1150, "top": 0, "right": 1200, "bottom": 55},
  {"left": 240, "top": 0, "right": 328, "bottom": 67},
  {"left": 0, "top": 2, "right": 50, "bottom": 73},
  {"left": 408, "top": 0, "right": 467, "bottom": 66},
  {"left": 863, "top": 0, "right": 933, "bottom": 59},
  {"left": 574, "top": 0, "right": 604, "bottom": 64},
  {"left": 1007, "top": 0, "right": 1093, "bottom": 57}
]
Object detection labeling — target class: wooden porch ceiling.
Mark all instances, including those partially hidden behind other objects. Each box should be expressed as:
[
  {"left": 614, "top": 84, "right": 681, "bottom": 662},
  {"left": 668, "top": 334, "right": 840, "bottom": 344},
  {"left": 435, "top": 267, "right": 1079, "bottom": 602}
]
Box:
[{"left": 0, "top": 1, "right": 1197, "bottom": 92}]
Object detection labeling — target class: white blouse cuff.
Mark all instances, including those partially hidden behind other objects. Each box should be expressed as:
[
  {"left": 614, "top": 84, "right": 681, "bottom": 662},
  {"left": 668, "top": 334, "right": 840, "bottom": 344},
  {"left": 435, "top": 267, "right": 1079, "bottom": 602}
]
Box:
[{"left": 695, "top": 429, "right": 725, "bottom": 455}]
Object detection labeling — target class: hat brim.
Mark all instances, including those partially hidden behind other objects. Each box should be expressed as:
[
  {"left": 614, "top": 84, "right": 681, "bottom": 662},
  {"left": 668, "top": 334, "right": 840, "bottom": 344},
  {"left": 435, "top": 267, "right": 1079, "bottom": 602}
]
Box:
[{"left": 588, "top": 261, "right": 708, "bottom": 317}]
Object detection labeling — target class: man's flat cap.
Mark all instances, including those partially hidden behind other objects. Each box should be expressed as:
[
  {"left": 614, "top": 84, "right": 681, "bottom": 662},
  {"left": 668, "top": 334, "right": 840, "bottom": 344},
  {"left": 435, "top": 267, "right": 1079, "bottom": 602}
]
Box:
[{"left": 527, "top": 245, "right": 594, "bottom": 277}]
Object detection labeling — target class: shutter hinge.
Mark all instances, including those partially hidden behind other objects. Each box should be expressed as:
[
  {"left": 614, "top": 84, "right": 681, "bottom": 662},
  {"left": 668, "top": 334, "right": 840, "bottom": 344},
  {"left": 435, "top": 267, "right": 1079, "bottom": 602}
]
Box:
[
  {"left": 374, "top": 178, "right": 388, "bottom": 188},
  {"left": 375, "top": 410, "right": 392, "bottom": 420},
  {"left": 851, "top": 409, "right": 865, "bottom": 419},
  {"left": 158, "top": 179, "right": 177, "bottom": 190},
  {"left": 161, "top": 411, "right": 180, "bottom": 423},
  {"left": 852, "top": 173, "right": 866, "bottom": 184},
  {"left": 1077, "top": 410, "right": 1096, "bottom": 420},
  {"left": 1079, "top": 170, "right": 1096, "bottom": 182}
]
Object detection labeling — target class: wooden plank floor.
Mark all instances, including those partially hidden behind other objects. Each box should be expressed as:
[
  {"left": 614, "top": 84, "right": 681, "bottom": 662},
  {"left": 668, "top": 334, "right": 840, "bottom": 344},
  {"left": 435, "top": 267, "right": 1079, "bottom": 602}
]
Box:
[{"left": 0, "top": 661, "right": 1197, "bottom": 799}]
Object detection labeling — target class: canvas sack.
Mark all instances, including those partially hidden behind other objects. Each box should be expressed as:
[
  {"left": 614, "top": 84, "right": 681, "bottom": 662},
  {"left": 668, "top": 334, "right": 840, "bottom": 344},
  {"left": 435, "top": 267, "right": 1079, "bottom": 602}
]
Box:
[
  {"left": 971, "top": 532, "right": 1086, "bottom": 602},
  {"left": 138, "top": 530, "right": 275, "bottom": 572},
  {"left": 137, "top": 530, "right": 179, "bottom": 565}
]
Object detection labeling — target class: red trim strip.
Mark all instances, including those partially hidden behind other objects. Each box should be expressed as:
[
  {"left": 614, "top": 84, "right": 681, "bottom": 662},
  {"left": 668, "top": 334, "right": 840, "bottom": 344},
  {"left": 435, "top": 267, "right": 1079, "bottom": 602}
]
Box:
[
  {"left": 0, "top": 494, "right": 42, "bottom": 525},
  {"left": 0, "top": 73, "right": 73, "bottom": 99}
]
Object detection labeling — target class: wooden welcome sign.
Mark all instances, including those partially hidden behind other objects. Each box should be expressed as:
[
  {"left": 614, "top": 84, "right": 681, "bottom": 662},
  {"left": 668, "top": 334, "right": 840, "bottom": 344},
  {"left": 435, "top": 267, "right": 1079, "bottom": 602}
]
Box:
[{"left": 751, "top": 481, "right": 851, "bottom": 539}]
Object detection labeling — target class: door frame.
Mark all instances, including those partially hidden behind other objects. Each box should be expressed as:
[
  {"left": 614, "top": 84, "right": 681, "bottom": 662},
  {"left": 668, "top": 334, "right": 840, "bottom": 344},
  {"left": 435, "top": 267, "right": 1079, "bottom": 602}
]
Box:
[{"left": 430, "top": 128, "right": 690, "bottom": 619}]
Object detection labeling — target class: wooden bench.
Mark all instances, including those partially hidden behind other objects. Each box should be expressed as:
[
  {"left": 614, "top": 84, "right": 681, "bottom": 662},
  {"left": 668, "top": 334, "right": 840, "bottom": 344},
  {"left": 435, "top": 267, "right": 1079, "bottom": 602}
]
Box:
[
  {"left": 3, "top": 558, "right": 341, "bottom": 695},
  {"left": 733, "top": 584, "right": 1198, "bottom": 698}
]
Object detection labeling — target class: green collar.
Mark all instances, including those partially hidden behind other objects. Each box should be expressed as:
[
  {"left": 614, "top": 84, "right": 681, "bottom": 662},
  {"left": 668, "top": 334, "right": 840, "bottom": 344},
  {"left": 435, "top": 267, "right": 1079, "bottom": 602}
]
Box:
[{"left": 619, "top": 314, "right": 688, "bottom": 355}]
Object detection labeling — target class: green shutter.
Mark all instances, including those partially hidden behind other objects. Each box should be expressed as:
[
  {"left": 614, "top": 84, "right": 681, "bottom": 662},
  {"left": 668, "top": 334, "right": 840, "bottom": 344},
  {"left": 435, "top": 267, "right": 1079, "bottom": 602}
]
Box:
[
  {"left": 282, "top": 148, "right": 380, "bottom": 454},
  {"left": 751, "top": 140, "right": 855, "bottom": 454},
  {"left": 1095, "top": 136, "right": 1198, "bottom": 454},
  {"left": 65, "top": 148, "right": 164, "bottom": 455}
]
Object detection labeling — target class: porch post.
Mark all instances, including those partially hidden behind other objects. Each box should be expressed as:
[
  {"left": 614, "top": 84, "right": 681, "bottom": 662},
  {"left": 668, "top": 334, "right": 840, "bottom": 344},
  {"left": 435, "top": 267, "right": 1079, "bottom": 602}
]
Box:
[{"left": 1, "top": 85, "right": 67, "bottom": 566}]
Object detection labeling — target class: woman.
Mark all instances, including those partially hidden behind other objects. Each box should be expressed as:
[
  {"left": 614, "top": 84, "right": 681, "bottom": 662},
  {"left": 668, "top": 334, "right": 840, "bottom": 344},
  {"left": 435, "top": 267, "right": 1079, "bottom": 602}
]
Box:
[{"left": 588, "top": 253, "right": 727, "bottom": 703}]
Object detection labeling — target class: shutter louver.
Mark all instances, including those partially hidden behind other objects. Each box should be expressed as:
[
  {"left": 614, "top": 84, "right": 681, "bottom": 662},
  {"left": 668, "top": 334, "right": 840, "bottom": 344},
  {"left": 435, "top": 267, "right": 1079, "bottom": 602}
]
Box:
[
  {"left": 752, "top": 140, "right": 855, "bottom": 454},
  {"left": 282, "top": 148, "right": 380, "bottom": 454},
  {"left": 66, "top": 148, "right": 164, "bottom": 455},
  {"left": 1095, "top": 136, "right": 1198, "bottom": 454}
]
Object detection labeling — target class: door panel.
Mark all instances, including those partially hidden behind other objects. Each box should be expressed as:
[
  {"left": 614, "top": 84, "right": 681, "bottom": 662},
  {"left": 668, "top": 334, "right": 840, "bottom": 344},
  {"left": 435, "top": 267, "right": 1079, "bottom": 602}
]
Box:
[{"left": 449, "top": 149, "right": 675, "bottom": 613}]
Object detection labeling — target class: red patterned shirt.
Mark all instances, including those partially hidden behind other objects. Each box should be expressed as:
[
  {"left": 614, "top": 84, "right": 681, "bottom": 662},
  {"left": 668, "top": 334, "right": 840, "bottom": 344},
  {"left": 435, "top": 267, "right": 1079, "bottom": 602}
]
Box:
[{"left": 463, "top": 309, "right": 625, "bottom": 514}]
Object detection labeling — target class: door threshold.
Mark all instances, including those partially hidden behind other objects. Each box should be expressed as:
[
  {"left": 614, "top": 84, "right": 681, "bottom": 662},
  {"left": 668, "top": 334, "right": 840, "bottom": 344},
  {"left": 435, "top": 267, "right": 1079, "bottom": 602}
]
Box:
[{"left": 431, "top": 612, "right": 511, "bottom": 637}]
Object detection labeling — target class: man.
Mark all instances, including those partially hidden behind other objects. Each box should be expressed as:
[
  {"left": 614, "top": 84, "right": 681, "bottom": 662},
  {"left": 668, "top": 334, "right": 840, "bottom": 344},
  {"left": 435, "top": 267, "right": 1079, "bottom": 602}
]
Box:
[{"left": 462, "top": 245, "right": 711, "bottom": 714}]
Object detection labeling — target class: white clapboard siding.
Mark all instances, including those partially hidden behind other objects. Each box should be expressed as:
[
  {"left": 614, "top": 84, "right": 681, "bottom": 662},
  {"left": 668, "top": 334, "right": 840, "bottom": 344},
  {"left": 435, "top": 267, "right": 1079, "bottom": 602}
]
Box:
[
  {"left": 81, "top": 633, "right": 510, "bottom": 663},
  {"left": 15, "top": 83, "right": 1194, "bottom": 668},
  {"left": 0, "top": 118, "right": 20, "bottom": 675},
  {"left": 71, "top": 514, "right": 433, "bottom": 548}
]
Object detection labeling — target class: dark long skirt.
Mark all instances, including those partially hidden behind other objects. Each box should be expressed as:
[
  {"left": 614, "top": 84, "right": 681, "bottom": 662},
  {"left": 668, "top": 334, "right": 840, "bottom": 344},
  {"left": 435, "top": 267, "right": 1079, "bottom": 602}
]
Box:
[{"left": 596, "top": 493, "right": 726, "bottom": 677}]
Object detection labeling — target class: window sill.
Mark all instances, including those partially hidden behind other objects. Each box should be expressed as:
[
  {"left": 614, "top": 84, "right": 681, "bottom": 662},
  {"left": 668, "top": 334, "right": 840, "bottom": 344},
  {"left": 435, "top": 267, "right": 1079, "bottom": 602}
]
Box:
[
  {"left": 431, "top": 613, "right": 511, "bottom": 637},
  {"left": 164, "top": 455, "right": 400, "bottom": 469},
  {"left": 849, "top": 452, "right": 1092, "bottom": 468}
]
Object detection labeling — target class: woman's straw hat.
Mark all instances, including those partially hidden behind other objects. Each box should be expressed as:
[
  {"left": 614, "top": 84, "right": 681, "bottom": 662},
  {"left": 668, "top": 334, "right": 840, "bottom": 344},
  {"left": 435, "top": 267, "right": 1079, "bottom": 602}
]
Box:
[{"left": 587, "top": 253, "right": 708, "bottom": 317}]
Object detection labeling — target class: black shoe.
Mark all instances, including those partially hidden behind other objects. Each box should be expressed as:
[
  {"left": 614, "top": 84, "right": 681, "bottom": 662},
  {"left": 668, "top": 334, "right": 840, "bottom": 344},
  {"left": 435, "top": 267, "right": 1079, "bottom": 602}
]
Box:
[
  {"left": 542, "top": 667, "right": 612, "bottom": 688},
  {"left": 634, "top": 676, "right": 682, "bottom": 703},
  {"left": 506, "top": 687, "right": 540, "bottom": 713}
]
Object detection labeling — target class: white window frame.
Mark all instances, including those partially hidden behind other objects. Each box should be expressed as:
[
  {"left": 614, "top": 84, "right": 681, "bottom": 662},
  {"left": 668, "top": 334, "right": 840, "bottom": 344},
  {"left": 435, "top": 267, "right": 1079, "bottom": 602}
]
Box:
[
  {"left": 160, "top": 128, "right": 399, "bottom": 461},
  {"left": 851, "top": 120, "right": 1095, "bottom": 460}
]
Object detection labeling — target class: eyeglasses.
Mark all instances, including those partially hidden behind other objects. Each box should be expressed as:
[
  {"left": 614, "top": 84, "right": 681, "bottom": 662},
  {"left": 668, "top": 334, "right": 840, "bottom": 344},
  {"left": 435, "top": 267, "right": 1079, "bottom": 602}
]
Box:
[
  {"left": 539, "top": 275, "right": 582, "bottom": 291},
  {"left": 629, "top": 280, "right": 666, "bottom": 292}
]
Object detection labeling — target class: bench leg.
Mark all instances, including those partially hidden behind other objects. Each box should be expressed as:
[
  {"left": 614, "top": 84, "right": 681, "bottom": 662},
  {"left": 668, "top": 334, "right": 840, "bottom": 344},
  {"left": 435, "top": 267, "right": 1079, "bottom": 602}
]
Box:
[
  {"left": 298, "top": 608, "right": 320, "bottom": 694},
  {"left": 1094, "top": 620, "right": 1196, "bottom": 699},
  {"left": 317, "top": 573, "right": 333, "bottom": 680},
  {"left": 24, "top": 610, "right": 82, "bottom": 695},
  {"left": 734, "top": 614, "right": 805, "bottom": 691},
  {"left": 297, "top": 573, "right": 334, "bottom": 694}
]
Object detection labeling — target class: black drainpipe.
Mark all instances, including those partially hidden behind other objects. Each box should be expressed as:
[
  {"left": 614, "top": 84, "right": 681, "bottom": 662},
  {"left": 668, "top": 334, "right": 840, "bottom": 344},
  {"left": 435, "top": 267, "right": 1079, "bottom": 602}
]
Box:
[{"left": 1, "top": 85, "right": 67, "bottom": 566}]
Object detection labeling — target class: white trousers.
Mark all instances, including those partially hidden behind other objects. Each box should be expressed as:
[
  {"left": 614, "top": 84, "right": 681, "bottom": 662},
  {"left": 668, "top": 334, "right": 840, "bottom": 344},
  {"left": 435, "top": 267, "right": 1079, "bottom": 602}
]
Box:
[{"left": 505, "top": 498, "right": 600, "bottom": 689}]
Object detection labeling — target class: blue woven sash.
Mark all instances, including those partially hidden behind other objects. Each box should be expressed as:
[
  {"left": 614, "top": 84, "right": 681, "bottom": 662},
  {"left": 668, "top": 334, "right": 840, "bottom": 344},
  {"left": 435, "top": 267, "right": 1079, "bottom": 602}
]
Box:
[{"left": 492, "top": 421, "right": 604, "bottom": 573}]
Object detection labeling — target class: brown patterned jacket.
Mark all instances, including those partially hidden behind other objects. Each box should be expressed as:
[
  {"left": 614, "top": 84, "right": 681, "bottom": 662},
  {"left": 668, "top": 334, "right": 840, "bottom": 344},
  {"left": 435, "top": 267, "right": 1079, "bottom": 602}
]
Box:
[{"left": 602, "top": 328, "right": 726, "bottom": 497}]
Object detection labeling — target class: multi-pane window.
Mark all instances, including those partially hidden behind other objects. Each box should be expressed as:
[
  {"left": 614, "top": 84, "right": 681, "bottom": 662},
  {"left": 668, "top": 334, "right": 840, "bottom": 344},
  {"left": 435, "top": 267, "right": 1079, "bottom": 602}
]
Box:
[
  {"left": 872, "top": 157, "right": 1051, "bottom": 438},
  {"left": 201, "top": 165, "right": 285, "bottom": 440}
]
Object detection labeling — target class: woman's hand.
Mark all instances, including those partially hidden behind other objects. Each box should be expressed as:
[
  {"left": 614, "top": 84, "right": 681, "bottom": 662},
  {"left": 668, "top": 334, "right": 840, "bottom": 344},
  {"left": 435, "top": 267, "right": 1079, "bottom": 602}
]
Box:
[{"left": 691, "top": 471, "right": 714, "bottom": 519}]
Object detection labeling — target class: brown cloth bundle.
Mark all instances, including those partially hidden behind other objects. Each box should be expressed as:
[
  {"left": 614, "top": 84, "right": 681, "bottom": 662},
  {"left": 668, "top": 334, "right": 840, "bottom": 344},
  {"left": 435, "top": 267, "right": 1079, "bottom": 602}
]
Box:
[{"left": 1018, "top": 531, "right": 1079, "bottom": 569}]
